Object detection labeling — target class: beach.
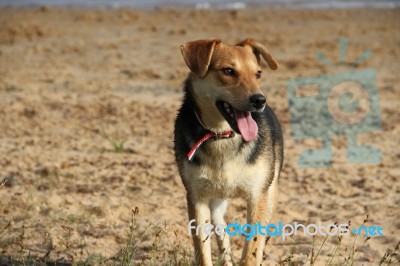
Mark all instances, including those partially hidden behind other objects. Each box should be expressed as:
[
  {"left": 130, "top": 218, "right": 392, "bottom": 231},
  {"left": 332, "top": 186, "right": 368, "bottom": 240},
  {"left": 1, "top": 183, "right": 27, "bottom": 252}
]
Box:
[{"left": 0, "top": 6, "right": 399, "bottom": 265}]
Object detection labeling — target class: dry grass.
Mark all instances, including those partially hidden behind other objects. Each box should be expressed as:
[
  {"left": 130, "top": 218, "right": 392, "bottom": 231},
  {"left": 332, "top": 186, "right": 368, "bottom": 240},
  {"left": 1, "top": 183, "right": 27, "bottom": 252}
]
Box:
[{"left": 1, "top": 207, "right": 399, "bottom": 265}]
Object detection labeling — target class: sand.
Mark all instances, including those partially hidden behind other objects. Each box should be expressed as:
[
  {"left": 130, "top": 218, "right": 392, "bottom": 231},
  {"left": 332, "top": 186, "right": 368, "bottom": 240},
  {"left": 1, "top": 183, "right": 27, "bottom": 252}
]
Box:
[{"left": 0, "top": 6, "right": 399, "bottom": 265}]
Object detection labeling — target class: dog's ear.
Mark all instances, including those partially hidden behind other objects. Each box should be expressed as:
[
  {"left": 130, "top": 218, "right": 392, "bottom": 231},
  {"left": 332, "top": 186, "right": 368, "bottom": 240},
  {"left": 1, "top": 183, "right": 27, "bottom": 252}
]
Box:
[
  {"left": 180, "top": 39, "right": 221, "bottom": 78},
  {"left": 237, "top": 38, "right": 278, "bottom": 70}
]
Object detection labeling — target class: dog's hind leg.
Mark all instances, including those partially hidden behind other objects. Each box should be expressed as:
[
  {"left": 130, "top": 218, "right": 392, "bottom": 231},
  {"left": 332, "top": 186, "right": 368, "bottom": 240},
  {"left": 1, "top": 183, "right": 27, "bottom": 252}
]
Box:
[
  {"left": 187, "top": 197, "right": 213, "bottom": 266},
  {"left": 210, "top": 198, "right": 233, "bottom": 266}
]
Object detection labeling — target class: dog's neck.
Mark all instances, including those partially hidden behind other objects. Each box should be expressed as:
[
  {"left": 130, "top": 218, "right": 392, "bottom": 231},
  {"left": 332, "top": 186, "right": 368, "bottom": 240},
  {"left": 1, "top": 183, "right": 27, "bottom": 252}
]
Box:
[
  {"left": 194, "top": 98, "right": 231, "bottom": 132},
  {"left": 189, "top": 80, "right": 232, "bottom": 133}
]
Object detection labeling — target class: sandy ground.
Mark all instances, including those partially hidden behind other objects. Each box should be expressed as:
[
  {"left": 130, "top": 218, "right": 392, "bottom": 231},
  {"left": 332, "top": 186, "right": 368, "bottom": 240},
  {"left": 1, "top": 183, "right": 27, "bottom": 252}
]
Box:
[{"left": 0, "top": 6, "right": 399, "bottom": 265}]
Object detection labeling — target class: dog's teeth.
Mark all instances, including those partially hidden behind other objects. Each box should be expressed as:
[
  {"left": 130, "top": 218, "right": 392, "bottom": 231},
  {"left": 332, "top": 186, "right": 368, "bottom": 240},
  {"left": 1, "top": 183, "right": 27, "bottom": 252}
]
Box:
[{"left": 224, "top": 102, "right": 229, "bottom": 108}]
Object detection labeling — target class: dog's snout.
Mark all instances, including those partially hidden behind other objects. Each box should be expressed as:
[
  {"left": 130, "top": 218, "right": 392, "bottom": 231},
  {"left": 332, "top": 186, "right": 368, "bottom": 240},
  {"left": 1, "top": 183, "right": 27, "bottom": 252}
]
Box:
[{"left": 250, "top": 94, "right": 266, "bottom": 110}]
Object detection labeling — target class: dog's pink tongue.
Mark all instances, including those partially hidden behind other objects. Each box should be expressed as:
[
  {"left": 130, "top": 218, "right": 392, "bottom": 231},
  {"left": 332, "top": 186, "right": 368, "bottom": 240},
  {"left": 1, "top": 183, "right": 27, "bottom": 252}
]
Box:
[{"left": 234, "top": 109, "right": 258, "bottom": 141}]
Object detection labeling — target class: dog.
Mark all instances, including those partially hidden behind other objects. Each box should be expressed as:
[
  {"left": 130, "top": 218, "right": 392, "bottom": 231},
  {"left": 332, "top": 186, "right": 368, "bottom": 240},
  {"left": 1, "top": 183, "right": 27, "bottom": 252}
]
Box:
[{"left": 174, "top": 38, "right": 283, "bottom": 266}]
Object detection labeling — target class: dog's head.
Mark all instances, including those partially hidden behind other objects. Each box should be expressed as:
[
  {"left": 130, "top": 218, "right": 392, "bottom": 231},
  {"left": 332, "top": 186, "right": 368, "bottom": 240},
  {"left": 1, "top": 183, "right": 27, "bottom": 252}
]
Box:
[{"left": 180, "top": 39, "right": 278, "bottom": 141}]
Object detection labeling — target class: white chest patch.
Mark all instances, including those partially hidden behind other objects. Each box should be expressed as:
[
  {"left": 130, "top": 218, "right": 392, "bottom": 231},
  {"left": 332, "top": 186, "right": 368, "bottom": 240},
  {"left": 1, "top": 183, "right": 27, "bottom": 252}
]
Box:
[{"left": 183, "top": 138, "right": 271, "bottom": 200}]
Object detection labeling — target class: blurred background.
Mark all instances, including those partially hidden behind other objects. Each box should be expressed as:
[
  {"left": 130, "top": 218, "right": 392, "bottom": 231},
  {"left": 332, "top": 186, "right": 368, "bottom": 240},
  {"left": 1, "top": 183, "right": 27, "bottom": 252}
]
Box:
[
  {"left": 0, "top": 0, "right": 399, "bottom": 265},
  {"left": 2, "top": 0, "right": 400, "bottom": 9}
]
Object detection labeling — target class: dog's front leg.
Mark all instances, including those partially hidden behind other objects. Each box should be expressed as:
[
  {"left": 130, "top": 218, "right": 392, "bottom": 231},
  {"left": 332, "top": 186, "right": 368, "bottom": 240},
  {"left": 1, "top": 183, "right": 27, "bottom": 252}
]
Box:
[
  {"left": 187, "top": 197, "right": 213, "bottom": 266},
  {"left": 240, "top": 178, "right": 279, "bottom": 266},
  {"left": 240, "top": 192, "right": 268, "bottom": 266},
  {"left": 210, "top": 198, "right": 233, "bottom": 266}
]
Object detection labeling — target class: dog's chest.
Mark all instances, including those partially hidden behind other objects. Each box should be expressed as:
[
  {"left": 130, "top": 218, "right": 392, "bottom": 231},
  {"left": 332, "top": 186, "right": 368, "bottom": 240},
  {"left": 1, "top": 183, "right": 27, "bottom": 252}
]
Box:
[{"left": 184, "top": 138, "right": 267, "bottom": 198}]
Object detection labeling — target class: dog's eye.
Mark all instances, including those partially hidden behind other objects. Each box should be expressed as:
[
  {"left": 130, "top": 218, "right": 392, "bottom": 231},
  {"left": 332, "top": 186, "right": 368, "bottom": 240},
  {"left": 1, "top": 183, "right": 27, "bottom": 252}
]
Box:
[
  {"left": 222, "top": 68, "right": 236, "bottom": 77},
  {"left": 256, "top": 71, "right": 262, "bottom": 79}
]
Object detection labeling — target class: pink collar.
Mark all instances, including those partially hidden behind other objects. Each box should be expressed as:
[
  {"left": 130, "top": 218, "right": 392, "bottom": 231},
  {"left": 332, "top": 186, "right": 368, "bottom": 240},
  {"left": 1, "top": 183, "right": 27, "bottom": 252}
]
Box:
[{"left": 187, "top": 111, "right": 235, "bottom": 161}]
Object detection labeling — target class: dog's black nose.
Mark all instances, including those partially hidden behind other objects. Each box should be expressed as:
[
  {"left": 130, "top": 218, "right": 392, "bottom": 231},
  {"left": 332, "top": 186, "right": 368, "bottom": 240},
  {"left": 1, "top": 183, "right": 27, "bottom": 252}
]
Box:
[{"left": 250, "top": 94, "right": 266, "bottom": 110}]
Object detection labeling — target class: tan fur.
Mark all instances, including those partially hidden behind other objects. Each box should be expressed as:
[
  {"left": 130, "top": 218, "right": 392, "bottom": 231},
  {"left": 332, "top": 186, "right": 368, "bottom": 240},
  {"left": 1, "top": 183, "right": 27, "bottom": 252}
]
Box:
[{"left": 178, "top": 39, "right": 282, "bottom": 266}]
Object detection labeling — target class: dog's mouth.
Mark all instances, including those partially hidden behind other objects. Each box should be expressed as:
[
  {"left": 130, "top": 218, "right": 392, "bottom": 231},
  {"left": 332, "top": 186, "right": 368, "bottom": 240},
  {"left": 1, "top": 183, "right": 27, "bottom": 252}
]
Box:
[{"left": 216, "top": 101, "right": 258, "bottom": 142}]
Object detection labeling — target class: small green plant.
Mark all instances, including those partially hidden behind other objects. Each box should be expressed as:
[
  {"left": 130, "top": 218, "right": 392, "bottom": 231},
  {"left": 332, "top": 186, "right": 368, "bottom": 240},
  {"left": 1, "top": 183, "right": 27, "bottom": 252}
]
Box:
[
  {"left": 99, "top": 126, "right": 127, "bottom": 153},
  {"left": 109, "top": 138, "right": 126, "bottom": 153}
]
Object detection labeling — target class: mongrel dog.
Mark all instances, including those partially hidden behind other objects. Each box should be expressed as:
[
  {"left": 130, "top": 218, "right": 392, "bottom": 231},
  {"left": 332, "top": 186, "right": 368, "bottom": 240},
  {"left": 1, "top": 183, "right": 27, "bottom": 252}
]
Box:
[{"left": 174, "top": 39, "right": 283, "bottom": 266}]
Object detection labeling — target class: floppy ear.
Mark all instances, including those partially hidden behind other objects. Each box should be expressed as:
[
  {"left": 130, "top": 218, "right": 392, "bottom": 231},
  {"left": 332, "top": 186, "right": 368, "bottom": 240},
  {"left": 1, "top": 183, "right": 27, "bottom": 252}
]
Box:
[
  {"left": 237, "top": 38, "right": 278, "bottom": 70},
  {"left": 180, "top": 39, "right": 221, "bottom": 78}
]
